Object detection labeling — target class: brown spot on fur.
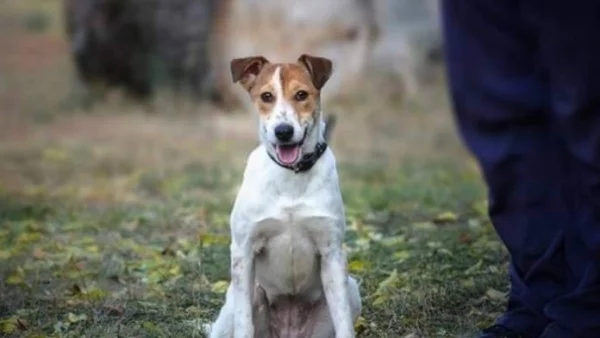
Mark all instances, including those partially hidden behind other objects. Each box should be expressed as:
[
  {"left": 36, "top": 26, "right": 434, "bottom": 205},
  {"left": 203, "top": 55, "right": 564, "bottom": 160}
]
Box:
[
  {"left": 245, "top": 58, "right": 331, "bottom": 124},
  {"left": 230, "top": 56, "right": 271, "bottom": 92},
  {"left": 280, "top": 63, "right": 321, "bottom": 125}
]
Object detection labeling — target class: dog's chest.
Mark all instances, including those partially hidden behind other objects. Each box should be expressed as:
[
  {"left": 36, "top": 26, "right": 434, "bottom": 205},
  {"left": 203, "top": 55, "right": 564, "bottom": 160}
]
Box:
[{"left": 251, "top": 202, "right": 324, "bottom": 298}]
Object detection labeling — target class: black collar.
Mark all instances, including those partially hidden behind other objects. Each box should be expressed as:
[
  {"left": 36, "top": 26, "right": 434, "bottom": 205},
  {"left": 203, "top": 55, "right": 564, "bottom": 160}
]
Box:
[{"left": 268, "top": 142, "right": 328, "bottom": 173}]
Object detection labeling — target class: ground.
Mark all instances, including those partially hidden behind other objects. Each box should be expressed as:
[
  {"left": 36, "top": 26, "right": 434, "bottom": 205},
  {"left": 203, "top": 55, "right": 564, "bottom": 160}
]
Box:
[{"left": 0, "top": 1, "right": 510, "bottom": 337}]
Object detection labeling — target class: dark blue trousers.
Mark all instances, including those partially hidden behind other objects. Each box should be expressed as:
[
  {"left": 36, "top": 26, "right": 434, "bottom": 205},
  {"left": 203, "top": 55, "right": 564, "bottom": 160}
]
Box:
[{"left": 442, "top": 1, "right": 600, "bottom": 337}]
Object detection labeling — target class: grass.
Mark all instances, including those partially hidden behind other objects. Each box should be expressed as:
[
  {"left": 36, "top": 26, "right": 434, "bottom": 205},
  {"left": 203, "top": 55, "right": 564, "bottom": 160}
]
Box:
[
  {"left": 0, "top": 147, "right": 510, "bottom": 338},
  {"left": 0, "top": 1, "right": 510, "bottom": 337},
  {"left": 0, "top": 148, "right": 509, "bottom": 338}
]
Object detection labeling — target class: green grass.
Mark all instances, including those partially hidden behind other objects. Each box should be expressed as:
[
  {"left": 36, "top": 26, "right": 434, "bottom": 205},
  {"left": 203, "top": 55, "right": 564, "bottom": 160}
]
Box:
[{"left": 0, "top": 143, "right": 509, "bottom": 338}]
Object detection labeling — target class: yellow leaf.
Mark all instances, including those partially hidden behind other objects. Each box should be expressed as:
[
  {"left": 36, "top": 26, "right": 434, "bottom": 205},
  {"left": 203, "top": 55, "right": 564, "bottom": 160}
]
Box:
[
  {"left": 392, "top": 250, "right": 411, "bottom": 263},
  {"left": 211, "top": 280, "right": 229, "bottom": 294},
  {"left": 0, "top": 316, "right": 27, "bottom": 334},
  {"left": 42, "top": 147, "right": 68, "bottom": 162},
  {"left": 377, "top": 269, "right": 399, "bottom": 292},
  {"left": 0, "top": 250, "right": 11, "bottom": 259},
  {"left": 354, "top": 316, "right": 367, "bottom": 331},
  {"left": 168, "top": 264, "right": 181, "bottom": 277},
  {"left": 473, "top": 200, "right": 489, "bottom": 217},
  {"left": 461, "top": 278, "right": 475, "bottom": 288},
  {"left": 372, "top": 295, "right": 388, "bottom": 307},
  {"left": 85, "top": 245, "right": 100, "bottom": 253},
  {"left": 413, "top": 221, "right": 435, "bottom": 230},
  {"left": 433, "top": 211, "right": 458, "bottom": 223},
  {"left": 16, "top": 232, "right": 42, "bottom": 246},
  {"left": 380, "top": 235, "right": 406, "bottom": 247},
  {"left": 485, "top": 288, "right": 507, "bottom": 302},
  {"left": 348, "top": 259, "right": 368, "bottom": 273},
  {"left": 199, "top": 233, "right": 230, "bottom": 247},
  {"left": 371, "top": 269, "right": 399, "bottom": 307},
  {"left": 7, "top": 267, "right": 25, "bottom": 285},
  {"left": 66, "top": 312, "right": 87, "bottom": 323},
  {"left": 72, "top": 285, "right": 107, "bottom": 301},
  {"left": 1, "top": 318, "right": 17, "bottom": 334}
]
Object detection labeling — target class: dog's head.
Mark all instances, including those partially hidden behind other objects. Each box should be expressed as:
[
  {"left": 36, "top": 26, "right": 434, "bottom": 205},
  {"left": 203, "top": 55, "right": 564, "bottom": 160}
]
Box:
[{"left": 230, "top": 54, "right": 333, "bottom": 167}]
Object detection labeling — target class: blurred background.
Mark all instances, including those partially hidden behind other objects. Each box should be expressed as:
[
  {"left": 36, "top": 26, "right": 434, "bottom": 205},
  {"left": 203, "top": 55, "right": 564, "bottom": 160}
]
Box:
[
  {"left": 0, "top": 0, "right": 470, "bottom": 194},
  {"left": 1, "top": 1, "right": 505, "bottom": 337},
  {"left": 1, "top": 0, "right": 451, "bottom": 151}
]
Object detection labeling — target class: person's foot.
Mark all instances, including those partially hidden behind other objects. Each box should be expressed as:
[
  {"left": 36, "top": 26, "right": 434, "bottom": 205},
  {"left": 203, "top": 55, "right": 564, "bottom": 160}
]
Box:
[{"left": 477, "top": 325, "right": 523, "bottom": 338}]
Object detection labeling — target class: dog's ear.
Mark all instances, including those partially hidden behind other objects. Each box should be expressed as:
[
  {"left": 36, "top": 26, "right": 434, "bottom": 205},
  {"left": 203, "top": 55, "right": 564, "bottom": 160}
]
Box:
[
  {"left": 230, "top": 56, "right": 270, "bottom": 92},
  {"left": 297, "top": 54, "right": 333, "bottom": 90}
]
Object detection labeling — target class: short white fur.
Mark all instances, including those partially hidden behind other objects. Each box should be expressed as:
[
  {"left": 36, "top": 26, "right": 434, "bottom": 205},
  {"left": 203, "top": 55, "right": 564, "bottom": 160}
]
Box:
[{"left": 208, "top": 58, "right": 361, "bottom": 338}]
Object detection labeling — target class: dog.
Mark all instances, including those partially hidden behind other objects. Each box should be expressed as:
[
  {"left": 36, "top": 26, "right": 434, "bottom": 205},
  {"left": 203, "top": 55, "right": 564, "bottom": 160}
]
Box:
[{"left": 207, "top": 54, "right": 362, "bottom": 338}]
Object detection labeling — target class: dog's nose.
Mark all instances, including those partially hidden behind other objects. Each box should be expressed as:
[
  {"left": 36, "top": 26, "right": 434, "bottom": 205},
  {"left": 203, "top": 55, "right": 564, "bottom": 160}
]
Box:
[{"left": 274, "top": 123, "right": 294, "bottom": 142}]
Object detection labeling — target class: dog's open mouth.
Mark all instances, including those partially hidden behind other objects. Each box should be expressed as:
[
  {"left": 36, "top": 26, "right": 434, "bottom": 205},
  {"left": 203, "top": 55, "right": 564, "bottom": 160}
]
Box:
[
  {"left": 273, "top": 128, "right": 307, "bottom": 166},
  {"left": 275, "top": 144, "right": 302, "bottom": 166}
]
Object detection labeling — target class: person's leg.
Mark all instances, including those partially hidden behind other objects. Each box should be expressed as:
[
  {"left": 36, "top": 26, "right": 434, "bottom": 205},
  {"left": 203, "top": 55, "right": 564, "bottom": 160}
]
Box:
[
  {"left": 441, "top": 1, "right": 570, "bottom": 337},
  {"left": 527, "top": 1, "right": 600, "bottom": 337}
]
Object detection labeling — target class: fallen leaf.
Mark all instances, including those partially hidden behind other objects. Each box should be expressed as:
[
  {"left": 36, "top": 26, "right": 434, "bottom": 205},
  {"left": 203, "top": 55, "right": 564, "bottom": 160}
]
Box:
[
  {"left": 85, "top": 245, "right": 100, "bottom": 253},
  {"left": 392, "top": 250, "right": 411, "bottom": 263},
  {"left": 485, "top": 288, "right": 507, "bottom": 302},
  {"left": 461, "top": 278, "right": 475, "bottom": 288},
  {"left": 380, "top": 235, "right": 406, "bottom": 247},
  {"left": 0, "top": 316, "right": 28, "bottom": 334},
  {"left": 354, "top": 316, "right": 367, "bottom": 332},
  {"left": 66, "top": 312, "right": 87, "bottom": 324},
  {"left": 348, "top": 259, "right": 368, "bottom": 273},
  {"left": 464, "top": 260, "right": 483, "bottom": 275},
  {"left": 42, "top": 147, "right": 68, "bottom": 162},
  {"left": 433, "top": 211, "right": 458, "bottom": 223},
  {"left": 458, "top": 232, "right": 472, "bottom": 244},
  {"left": 413, "top": 221, "right": 435, "bottom": 230},
  {"left": 6, "top": 267, "right": 25, "bottom": 285},
  {"left": 473, "top": 200, "right": 488, "bottom": 217},
  {"left": 15, "top": 318, "right": 27, "bottom": 331},
  {"left": 32, "top": 247, "right": 46, "bottom": 259},
  {"left": 199, "top": 233, "right": 230, "bottom": 247},
  {"left": 372, "top": 269, "right": 399, "bottom": 306},
  {"left": 211, "top": 280, "right": 229, "bottom": 294}
]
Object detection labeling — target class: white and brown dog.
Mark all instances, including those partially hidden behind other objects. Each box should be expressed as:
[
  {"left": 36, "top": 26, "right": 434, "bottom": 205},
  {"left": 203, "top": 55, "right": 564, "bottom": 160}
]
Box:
[{"left": 207, "top": 54, "right": 361, "bottom": 338}]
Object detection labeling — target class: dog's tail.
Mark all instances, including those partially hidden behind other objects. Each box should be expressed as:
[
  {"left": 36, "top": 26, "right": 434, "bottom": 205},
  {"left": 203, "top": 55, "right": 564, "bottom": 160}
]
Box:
[{"left": 323, "top": 114, "right": 337, "bottom": 143}]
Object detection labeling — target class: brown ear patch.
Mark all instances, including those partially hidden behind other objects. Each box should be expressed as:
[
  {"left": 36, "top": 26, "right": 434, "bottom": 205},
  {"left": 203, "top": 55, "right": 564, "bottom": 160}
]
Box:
[
  {"left": 230, "top": 56, "right": 270, "bottom": 91},
  {"left": 297, "top": 54, "right": 333, "bottom": 90}
]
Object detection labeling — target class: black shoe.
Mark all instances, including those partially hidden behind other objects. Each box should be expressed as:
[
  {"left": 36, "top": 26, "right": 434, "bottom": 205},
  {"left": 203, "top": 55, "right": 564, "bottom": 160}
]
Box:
[{"left": 478, "top": 325, "right": 522, "bottom": 338}]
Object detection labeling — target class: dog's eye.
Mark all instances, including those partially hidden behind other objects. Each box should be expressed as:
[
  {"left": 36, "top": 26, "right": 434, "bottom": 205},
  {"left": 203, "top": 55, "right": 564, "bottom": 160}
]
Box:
[
  {"left": 295, "top": 90, "right": 309, "bottom": 101},
  {"left": 260, "top": 92, "right": 274, "bottom": 103}
]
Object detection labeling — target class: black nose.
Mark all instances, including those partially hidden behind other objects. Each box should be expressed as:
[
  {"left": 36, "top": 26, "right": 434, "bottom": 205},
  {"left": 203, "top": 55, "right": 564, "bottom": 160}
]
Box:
[{"left": 274, "top": 123, "right": 294, "bottom": 142}]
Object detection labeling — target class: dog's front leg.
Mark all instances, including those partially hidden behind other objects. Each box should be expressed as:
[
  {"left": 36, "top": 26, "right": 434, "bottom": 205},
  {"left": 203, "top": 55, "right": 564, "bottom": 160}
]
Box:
[
  {"left": 319, "top": 228, "right": 355, "bottom": 338},
  {"left": 230, "top": 243, "right": 255, "bottom": 338}
]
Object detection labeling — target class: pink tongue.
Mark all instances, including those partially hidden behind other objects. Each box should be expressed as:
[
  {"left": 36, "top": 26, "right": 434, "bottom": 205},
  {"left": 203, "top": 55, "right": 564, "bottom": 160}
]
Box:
[{"left": 276, "top": 145, "right": 301, "bottom": 165}]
